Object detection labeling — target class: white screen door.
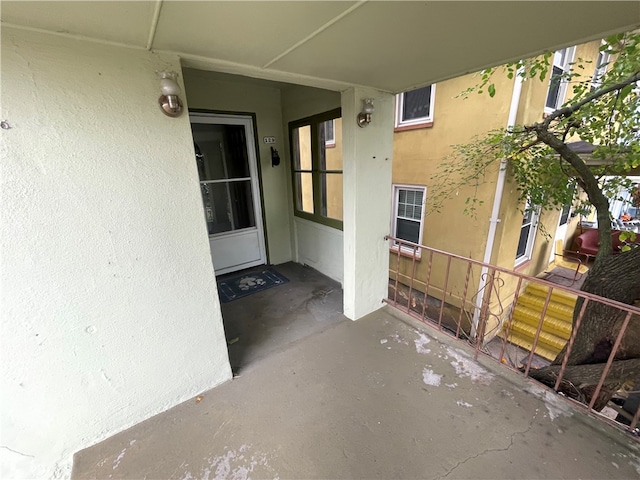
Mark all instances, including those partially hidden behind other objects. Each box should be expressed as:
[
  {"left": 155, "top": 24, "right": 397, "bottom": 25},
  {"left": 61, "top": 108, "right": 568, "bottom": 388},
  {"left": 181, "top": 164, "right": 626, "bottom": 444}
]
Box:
[{"left": 190, "top": 113, "right": 266, "bottom": 275}]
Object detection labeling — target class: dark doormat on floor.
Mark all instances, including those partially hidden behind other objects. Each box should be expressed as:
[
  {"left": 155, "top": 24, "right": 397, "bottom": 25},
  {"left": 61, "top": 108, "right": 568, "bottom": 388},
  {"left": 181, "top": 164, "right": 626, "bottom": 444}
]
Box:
[{"left": 217, "top": 268, "right": 289, "bottom": 303}]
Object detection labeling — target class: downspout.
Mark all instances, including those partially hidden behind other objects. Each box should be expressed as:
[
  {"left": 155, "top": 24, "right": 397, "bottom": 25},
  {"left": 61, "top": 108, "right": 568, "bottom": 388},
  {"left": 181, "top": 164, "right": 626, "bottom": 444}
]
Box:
[{"left": 471, "top": 70, "right": 524, "bottom": 337}]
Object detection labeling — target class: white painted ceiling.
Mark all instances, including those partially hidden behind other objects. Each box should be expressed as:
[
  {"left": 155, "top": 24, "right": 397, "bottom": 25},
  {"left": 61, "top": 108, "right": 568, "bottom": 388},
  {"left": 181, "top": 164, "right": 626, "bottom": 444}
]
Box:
[{"left": 2, "top": 1, "right": 639, "bottom": 92}]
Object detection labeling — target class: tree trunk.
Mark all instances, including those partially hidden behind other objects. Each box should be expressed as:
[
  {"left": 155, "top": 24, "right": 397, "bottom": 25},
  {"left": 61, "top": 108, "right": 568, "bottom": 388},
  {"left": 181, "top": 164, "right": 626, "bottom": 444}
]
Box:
[
  {"left": 527, "top": 128, "right": 640, "bottom": 410},
  {"left": 530, "top": 247, "right": 640, "bottom": 409}
]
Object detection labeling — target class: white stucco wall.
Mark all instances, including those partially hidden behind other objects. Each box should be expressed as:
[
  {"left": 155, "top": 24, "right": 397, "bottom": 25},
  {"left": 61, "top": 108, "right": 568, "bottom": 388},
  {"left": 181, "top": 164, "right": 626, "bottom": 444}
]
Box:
[
  {"left": 294, "top": 218, "right": 344, "bottom": 284},
  {"left": 280, "top": 85, "right": 344, "bottom": 282},
  {"left": 341, "top": 88, "right": 395, "bottom": 320},
  {"left": 182, "top": 69, "right": 293, "bottom": 265},
  {"left": 1, "top": 28, "right": 232, "bottom": 478}
]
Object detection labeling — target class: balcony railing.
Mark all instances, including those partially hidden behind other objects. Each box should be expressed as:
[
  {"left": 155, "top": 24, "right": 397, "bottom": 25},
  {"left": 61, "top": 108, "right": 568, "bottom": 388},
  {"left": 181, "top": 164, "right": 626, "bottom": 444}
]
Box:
[{"left": 385, "top": 235, "right": 640, "bottom": 435}]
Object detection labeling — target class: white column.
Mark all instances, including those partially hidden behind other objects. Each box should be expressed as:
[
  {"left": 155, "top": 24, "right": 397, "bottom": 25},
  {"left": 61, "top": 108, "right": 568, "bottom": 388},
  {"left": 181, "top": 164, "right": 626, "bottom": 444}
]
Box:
[{"left": 342, "top": 87, "right": 395, "bottom": 320}]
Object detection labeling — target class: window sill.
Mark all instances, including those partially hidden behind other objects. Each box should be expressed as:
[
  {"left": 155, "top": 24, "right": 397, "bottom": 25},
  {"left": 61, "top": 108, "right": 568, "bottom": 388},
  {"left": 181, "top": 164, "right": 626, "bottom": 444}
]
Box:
[
  {"left": 394, "top": 121, "right": 434, "bottom": 132},
  {"left": 514, "top": 258, "right": 531, "bottom": 271},
  {"left": 390, "top": 246, "right": 422, "bottom": 260}
]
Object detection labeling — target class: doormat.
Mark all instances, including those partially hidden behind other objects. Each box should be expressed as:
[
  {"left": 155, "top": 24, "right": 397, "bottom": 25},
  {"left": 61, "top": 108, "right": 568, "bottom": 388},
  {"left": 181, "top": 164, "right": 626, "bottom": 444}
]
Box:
[{"left": 217, "top": 268, "right": 289, "bottom": 303}]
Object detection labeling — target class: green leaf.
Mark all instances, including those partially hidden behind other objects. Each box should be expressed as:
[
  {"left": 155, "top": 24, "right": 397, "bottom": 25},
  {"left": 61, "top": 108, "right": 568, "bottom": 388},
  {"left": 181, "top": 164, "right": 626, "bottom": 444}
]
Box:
[{"left": 488, "top": 84, "right": 496, "bottom": 98}]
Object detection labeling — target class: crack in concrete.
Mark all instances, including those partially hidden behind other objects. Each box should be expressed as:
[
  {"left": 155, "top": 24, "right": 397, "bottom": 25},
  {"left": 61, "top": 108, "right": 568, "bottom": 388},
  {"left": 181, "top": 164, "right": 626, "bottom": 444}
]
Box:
[
  {"left": 1, "top": 445, "right": 35, "bottom": 458},
  {"left": 435, "top": 410, "right": 540, "bottom": 479}
]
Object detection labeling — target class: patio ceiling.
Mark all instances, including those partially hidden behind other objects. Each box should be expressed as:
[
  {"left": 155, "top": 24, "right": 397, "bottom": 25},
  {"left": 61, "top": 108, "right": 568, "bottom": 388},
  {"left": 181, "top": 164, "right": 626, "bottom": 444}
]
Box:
[{"left": 2, "top": 1, "right": 639, "bottom": 92}]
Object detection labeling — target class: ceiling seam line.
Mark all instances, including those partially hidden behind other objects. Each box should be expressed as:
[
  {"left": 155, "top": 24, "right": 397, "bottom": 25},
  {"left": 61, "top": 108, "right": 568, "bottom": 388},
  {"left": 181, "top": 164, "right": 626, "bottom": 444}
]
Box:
[
  {"left": 164, "top": 49, "right": 389, "bottom": 92},
  {"left": 261, "top": 0, "right": 368, "bottom": 69},
  {"left": 0, "top": 23, "right": 147, "bottom": 51},
  {"left": 146, "top": 0, "right": 164, "bottom": 50}
]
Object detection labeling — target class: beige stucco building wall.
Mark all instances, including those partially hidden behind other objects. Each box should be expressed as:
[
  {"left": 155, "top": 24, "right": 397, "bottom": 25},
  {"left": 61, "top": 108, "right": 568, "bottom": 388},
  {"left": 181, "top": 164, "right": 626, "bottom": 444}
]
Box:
[
  {"left": 391, "top": 39, "right": 604, "bottom": 327},
  {"left": 392, "top": 71, "right": 514, "bottom": 308}
]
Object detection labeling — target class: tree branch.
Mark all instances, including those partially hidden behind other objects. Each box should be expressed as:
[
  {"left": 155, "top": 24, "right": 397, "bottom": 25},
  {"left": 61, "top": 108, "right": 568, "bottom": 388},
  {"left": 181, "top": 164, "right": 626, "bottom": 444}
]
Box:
[
  {"left": 543, "top": 70, "right": 640, "bottom": 128},
  {"left": 531, "top": 127, "right": 613, "bottom": 256}
]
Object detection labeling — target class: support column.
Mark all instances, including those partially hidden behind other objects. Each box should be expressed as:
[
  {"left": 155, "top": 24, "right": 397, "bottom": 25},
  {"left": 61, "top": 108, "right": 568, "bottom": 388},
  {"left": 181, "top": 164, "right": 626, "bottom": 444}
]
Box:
[{"left": 342, "top": 87, "right": 395, "bottom": 320}]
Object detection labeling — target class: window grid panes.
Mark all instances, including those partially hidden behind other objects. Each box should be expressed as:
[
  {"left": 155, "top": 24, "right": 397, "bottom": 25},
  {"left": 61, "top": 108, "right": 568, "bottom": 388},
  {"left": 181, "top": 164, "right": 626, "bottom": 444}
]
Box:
[
  {"left": 392, "top": 186, "right": 426, "bottom": 248},
  {"left": 290, "top": 110, "right": 343, "bottom": 229},
  {"left": 516, "top": 202, "right": 537, "bottom": 263}
]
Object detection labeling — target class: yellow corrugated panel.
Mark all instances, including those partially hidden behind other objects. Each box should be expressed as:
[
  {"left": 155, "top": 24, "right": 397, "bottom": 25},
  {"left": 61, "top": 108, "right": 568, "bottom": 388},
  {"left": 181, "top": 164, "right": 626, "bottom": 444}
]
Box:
[
  {"left": 517, "top": 293, "right": 575, "bottom": 323},
  {"left": 501, "top": 332, "right": 559, "bottom": 361},
  {"left": 525, "top": 283, "right": 578, "bottom": 308},
  {"left": 508, "top": 321, "right": 567, "bottom": 352},
  {"left": 511, "top": 304, "right": 572, "bottom": 339},
  {"left": 499, "top": 281, "right": 579, "bottom": 362}
]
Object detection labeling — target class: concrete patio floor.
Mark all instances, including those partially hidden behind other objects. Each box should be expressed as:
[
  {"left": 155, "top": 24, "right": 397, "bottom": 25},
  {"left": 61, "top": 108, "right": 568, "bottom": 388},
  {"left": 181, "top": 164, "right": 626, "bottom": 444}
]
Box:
[
  {"left": 72, "top": 306, "right": 640, "bottom": 479},
  {"left": 219, "top": 262, "right": 344, "bottom": 372}
]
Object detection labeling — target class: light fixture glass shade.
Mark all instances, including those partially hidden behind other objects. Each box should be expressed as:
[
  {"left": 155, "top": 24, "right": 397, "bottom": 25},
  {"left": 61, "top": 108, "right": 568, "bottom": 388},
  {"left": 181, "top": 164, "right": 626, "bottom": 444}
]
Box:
[
  {"left": 160, "top": 77, "right": 181, "bottom": 96},
  {"left": 362, "top": 98, "right": 375, "bottom": 114}
]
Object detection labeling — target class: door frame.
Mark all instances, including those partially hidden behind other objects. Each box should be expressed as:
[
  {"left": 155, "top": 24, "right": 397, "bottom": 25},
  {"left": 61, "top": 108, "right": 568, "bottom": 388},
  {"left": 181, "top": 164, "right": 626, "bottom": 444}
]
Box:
[{"left": 190, "top": 112, "right": 267, "bottom": 275}]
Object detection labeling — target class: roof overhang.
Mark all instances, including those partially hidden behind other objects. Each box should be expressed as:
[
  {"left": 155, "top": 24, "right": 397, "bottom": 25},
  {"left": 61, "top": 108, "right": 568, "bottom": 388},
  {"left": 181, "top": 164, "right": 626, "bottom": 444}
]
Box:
[{"left": 2, "top": 1, "right": 640, "bottom": 93}]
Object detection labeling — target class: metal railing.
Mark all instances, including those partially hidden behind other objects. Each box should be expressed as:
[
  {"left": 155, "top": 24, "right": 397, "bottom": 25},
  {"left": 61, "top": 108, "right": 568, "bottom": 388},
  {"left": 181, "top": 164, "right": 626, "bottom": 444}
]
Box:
[{"left": 385, "top": 235, "right": 640, "bottom": 434}]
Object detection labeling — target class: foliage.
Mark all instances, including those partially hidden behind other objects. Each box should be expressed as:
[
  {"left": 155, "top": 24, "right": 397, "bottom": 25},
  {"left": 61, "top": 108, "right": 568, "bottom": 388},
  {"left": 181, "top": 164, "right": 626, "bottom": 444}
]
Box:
[{"left": 431, "top": 31, "right": 640, "bottom": 243}]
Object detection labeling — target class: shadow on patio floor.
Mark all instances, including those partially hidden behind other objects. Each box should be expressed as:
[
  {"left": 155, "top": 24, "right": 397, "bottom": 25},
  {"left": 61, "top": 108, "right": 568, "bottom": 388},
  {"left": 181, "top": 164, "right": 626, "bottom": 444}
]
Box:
[{"left": 218, "top": 262, "right": 345, "bottom": 373}]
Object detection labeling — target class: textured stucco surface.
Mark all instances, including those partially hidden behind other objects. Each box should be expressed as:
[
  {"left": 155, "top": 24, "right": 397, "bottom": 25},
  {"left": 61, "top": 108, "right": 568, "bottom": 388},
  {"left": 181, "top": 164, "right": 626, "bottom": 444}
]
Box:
[
  {"left": 1, "top": 28, "right": 231, "bottom": 478},
  {"left": 342, "top": 88, "right": 395, "bottom": 320}
]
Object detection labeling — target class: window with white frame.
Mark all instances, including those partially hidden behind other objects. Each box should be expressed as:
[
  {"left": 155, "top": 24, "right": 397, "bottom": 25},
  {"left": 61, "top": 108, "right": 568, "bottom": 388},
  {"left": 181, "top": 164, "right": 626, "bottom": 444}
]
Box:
[
  {"left": 591, "top": 46, "right": 610, "bottom": 91},
  {"left": 544, "top": 46, "right": 576, "bottom": 113},
  {"left": 391, "top": 185, "right": 426, "bottom": 252},
  {"left": 515, "top": 200, "right": 538, "bottom": 266},
  {"left": 324, "top": 119, "right": 335, "bottom": 147},
  {"left": 395, "top": 85, "right": 435, "bottom": 128}
]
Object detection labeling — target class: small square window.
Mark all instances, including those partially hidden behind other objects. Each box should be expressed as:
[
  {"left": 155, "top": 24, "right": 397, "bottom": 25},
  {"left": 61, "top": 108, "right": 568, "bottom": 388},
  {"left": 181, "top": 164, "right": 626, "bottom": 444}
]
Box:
[
  {"left": 395, "top": 85, "right": 435, "bottom": 128},
  {"left": 544, "top": 47, "right": 575, "bottom": 113},
  {"left": 391, "top": 184, "right": 426, "bottom": 254}
]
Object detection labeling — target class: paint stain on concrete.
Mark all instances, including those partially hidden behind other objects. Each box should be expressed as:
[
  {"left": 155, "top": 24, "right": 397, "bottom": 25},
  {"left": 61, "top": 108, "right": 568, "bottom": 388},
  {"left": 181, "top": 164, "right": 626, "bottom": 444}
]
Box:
[
  {"left": 181, "top": 444, "right": 278, "bottom": 480},
  {"left": 456, "top": 400, "right": 473, "bottom": 408},
  {"left": 445, "top": 346, "right": 494, "bottom": 384},
  {"left": 413, "top": 332, "right": 431, "bottom": 354},
  {"left": 525, "top": 385, "right": 574, "bottom": 421},
  {"left": 389, "top": 333, "right": 409, "bottom": 346},
  {"left": 422, "top": 368, "right": 442, "bottom": 387}
]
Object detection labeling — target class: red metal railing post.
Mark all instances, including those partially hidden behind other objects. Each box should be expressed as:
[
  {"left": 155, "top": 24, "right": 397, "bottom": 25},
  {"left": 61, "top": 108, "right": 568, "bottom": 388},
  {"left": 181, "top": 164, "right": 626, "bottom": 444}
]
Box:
[
  {"left": 406, "top": 244, "right": 418, "bottom": 314},
  {"left": 498, "top": 276, "right": 523, "bottom": 364},
  {"left": 421, "top": 250, "right": 434, "bottom": 321},
  {"left": 588, "top": 311, "right": 633, "bottom": 411},
  {"left": 554, "top": 298, "right": 590, "bottom": 391},
  {"left": 438, "top": 256, "right": 452, "bottom": 330},
  {"left": 474, "top": 268, "right": 495, "bottom": 360},
  {"left": 456, "top": 262, "right": 473, "bottom": 338},
  {"left": 524, "top": 286, "right": 553, "bottom": 377}
]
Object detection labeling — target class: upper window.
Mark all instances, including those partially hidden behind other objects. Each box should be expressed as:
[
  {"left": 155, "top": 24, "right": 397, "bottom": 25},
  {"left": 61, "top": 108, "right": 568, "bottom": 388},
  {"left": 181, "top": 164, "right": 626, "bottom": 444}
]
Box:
[
  {"left": 324, "top": 120, "right": 336, "bottom": 147},
  {"left": 544, "top": 47, "right": 576, "bottom": 113},
  {"left": 290, "top": 110, "right": 343, "bottom": 229},
  {"left": 391, "top": 185, "right": 426, "bottom": 254},
  {"left": 395, "top": 85, "right": 436, "bottom": 129},
  {"left": 591, "top": 47, "right": 610, "bottom": 91},
  {"left": 515, "top": 201, "right": 539, "bottom": 266}
]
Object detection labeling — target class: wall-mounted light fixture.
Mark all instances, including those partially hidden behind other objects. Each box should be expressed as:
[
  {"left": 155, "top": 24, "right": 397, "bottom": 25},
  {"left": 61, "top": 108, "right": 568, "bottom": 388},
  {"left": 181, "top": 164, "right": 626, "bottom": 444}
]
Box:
[
  {"left": 356, "top": 98, "right": 375, "bottom": 128},
  {"left": 158, "top": 71, "right": 183, "bottom": 117}
]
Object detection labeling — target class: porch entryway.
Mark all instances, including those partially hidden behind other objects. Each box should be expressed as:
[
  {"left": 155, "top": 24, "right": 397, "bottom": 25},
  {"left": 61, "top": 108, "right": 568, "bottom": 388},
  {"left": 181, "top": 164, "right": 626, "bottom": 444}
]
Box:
[
  {"left": 190, "top": 113, "right": 267, "bottom": 275},
  {"left": 217, "top": 262, "right": 345, "bottom": 372}
]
